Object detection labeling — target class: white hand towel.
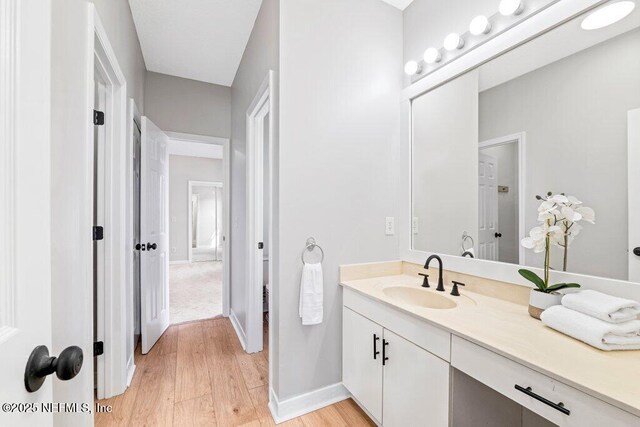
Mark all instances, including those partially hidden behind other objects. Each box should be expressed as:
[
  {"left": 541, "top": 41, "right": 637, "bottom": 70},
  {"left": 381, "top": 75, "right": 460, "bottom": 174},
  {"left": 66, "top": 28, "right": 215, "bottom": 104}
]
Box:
[
  {"left": 299, "top": 263, "right": 323, "bottom": 326},
  {"left": 562, "top": 290, "right": 640, "bottom": 323},
  {"left": 540, "top": 305, "right": 640, "bottom": 351}
]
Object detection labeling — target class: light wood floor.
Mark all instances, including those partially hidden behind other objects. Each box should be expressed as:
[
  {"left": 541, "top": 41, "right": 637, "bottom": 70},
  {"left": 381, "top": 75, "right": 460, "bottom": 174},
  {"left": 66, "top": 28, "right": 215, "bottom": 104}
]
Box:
[{"left": 96, "top": 317, "right": 374, "bottom": 426}]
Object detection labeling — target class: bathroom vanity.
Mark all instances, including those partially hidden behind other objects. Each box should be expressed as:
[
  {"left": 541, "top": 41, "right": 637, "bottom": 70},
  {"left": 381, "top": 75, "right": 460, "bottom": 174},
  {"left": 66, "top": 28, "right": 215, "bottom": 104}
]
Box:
[{"left": 340, "top": 261, "right": 640, "bottom": 427}]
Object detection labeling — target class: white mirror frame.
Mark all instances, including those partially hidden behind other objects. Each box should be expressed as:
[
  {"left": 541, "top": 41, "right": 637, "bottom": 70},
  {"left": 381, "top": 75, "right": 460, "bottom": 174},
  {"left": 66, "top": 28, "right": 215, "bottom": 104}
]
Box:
[{"left": 399, "top": 0, "right": 640, "bottom": 300}]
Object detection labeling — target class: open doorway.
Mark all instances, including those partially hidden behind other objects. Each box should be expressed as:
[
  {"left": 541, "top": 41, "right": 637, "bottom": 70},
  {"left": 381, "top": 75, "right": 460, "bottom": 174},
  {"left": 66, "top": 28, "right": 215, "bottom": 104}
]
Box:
[{"left": 478, "top": 133, "right": 526, "bottom": 265}]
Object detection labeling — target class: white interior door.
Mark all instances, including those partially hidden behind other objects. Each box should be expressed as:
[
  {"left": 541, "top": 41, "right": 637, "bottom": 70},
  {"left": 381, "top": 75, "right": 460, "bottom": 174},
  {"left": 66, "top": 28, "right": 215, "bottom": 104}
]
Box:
[
  {"left": 629, "top": 109, "right": 640, "bottom": 283},
  {"left": 140, "top": 117, "right": 170, "bottom": 353},
  {"left": 1, "top": 0, "right": 58, "bottom": 424},
  {"left": 478, "top": 152, "right": 499, "bottom": 261}
]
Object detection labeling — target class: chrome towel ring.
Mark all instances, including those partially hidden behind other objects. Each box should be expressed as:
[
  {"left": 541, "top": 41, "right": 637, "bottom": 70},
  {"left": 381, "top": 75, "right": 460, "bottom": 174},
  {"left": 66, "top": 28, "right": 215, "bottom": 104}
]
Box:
[
  {"left": 302, "top": 237, "right": 324, "bottom": 264},
  {"left": 461, "top": 232, "right": 474, "bottom": 253}
]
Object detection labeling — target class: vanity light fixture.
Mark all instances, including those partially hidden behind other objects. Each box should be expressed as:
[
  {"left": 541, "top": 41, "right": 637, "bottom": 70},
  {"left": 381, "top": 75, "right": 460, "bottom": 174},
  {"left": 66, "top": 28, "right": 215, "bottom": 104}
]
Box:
[
  {"left": 444, "top": 33, "right": 465, "bottom": 51},
  {"left": 423, "top": 47, "right": 442, "bottom": 64},
  {"left": 404, "top": 60, "right": 422, "bottom": 76},
  {"left": 581, "top": 1, "right": 636, "bottom": 30},
  {"left": 499, "top": 0, "right": 524, "bottom": 16},
  {"left": 469, "top": 15, "right": 492, "bottom": 35}
]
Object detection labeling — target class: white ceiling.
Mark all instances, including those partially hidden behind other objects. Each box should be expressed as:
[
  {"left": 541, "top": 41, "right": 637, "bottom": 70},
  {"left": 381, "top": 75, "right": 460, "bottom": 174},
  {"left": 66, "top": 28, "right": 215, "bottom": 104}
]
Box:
[
  {"left": 128, "top": 0, "right": 263, "bottom": 86},
  {"left": 379, "top": 0, "right": 415, "bottom": 10}
]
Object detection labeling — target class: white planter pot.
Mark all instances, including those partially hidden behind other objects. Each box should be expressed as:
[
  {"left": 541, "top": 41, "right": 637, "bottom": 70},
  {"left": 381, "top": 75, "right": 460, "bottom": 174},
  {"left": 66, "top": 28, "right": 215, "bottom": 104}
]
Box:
[{"left": 528, "top": 290, "right": 563, "bottom": 320}]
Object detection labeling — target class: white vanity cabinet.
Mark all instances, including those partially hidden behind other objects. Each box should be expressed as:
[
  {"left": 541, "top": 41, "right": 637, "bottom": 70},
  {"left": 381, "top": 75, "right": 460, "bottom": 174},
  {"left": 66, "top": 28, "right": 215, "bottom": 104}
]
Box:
[{"left": 342, "top": 289, "right": 451, "bottom": 427}]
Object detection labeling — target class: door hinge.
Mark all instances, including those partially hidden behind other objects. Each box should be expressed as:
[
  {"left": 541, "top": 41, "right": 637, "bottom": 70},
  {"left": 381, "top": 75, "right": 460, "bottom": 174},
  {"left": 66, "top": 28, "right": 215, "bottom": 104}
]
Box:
[
  {"left": 93, "top": 110, "right": 105, "bottom": 126},
  {"left": 258, "top": 242, "right": 264, "bottom": 249},
  {"left": 93, "top": 226, "right": 104, "bottom": 241},
  {"left": 93, "top": 341, "right": 104, "bottom": 357}
]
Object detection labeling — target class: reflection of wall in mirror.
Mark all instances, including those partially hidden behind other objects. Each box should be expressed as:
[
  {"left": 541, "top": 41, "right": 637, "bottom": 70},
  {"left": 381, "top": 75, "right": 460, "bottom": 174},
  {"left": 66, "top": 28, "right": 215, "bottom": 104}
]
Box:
[
  {"left": 479, "top": 29, "right": 640, "bottom": 280},
  {"left": 412, "top": 70, "right": 479, "bottom": 255}
]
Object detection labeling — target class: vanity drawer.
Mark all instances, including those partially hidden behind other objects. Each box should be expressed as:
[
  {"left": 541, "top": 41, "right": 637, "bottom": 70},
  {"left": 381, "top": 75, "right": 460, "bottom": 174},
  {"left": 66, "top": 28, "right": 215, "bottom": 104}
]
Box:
[
  {"left": 343, "top": 288, "right": 451, "bottom": 361},
  {"left": 451, "top": 336, "right": 639, "bottom": 426}
]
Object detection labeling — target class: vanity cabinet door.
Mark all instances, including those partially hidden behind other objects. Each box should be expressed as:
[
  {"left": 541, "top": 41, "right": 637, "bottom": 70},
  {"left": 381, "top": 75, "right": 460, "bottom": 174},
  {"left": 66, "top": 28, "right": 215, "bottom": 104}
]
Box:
[
  {"left": 343, "top": 307, "right": 383, "bottom": 422},
  {"left": 382, "top": 329, "right": 449, "bottom": 427}
]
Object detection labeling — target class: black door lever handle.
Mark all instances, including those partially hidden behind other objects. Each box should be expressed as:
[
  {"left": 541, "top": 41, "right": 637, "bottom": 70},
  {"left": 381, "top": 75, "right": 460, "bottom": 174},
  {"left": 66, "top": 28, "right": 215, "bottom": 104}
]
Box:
[{"left": 148, "top": 243, "right": 157, "bottom": 250}]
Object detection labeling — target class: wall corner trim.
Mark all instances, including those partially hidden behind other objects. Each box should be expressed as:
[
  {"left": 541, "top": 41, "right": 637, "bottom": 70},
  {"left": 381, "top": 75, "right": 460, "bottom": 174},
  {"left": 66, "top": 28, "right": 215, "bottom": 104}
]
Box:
[
  {"left": 229, "top": 308, "right": 247, "bottom": 350},
  {"left": 268, "top": 383, "right": 350, "bottom": 424}
]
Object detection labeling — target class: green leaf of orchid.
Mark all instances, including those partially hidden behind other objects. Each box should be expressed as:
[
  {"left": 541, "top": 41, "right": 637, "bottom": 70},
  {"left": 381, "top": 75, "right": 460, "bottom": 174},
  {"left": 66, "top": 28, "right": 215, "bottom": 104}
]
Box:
[
  {"left": 546, "top": 283, "right": 581, "bottom": 292},
  {"left": 518, "top": 269, "right": 546, "bottom": 291}
]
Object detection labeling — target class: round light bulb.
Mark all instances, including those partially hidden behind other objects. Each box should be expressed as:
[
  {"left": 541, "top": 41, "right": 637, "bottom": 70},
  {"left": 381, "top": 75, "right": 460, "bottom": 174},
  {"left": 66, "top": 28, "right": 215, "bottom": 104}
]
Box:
[
  {"left": 444, "top": 33, "right": 464, "bottom": 51},
  {"left": 499, "top": 0, "right": 524, "bottom": 16},
  {"left": 469, "top": 15, "right": 492, "bottom": 35},
  {"left": 423, "top": 47, "right": 442, "bottom": 64},
  {"left": 581, "top": 1, "right": 636, "bottom": 30},
  {"left": 404, "top": 60, "right": 421, "bottom": 76}
]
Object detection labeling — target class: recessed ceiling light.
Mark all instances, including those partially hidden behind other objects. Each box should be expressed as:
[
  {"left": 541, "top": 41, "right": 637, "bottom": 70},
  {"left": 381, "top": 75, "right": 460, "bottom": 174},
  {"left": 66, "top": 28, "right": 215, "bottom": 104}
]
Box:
[
  {"left": 444, "top": 33, "right": 465, "bottom": 51},
  {"left": 423, "top": 47, "right": 442, "bottom": 64},
  {"left": 469, "top": 15, "right": 492, "bottom": 35},
  {"left": 499, "top": 0, "right": 524, "bottom": 16},
  {"left": 404, "top": 60, "right": 421, "bottom": 76},
  {"left": 581, "top": 1, "right": 636, "bottom": 30}
]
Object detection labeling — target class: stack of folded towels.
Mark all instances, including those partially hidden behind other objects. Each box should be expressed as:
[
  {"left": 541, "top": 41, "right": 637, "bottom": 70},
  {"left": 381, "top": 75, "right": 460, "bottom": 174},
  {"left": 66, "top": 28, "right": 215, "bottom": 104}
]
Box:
[{"left": 540, "top": 290, "right": 640, "bottom": 351}]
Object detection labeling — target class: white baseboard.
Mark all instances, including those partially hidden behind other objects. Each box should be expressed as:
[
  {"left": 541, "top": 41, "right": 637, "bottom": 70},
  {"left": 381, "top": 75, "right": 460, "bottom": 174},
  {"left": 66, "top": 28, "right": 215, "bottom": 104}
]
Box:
[
  {"left": 169, "top": 260, "right": 189, "bottom": 265},
  {"left": 229, "top": 308, "right": 247, "bottom": 350},
  {"left": 268, "top": 383, "right": 349, "bottom": 424},
  {"left": 126, "top": 362, "right": 136, "bottom": 387}
]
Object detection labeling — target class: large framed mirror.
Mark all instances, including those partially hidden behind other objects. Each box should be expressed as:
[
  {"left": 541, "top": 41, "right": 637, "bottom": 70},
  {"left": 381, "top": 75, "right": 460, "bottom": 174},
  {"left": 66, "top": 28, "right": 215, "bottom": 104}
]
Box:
[{"left": 409, "top": 0, "right": 640, "bottom": 284}]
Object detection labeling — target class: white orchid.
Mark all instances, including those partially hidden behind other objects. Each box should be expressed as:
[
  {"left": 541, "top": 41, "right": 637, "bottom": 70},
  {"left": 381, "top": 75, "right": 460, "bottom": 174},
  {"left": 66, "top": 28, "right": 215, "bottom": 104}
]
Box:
[
  {"left": 521, "top": 223, "right": 562, "bottom": 253},
  {"left": 523, "top": 192, "right": 596, "bottom": 273}
]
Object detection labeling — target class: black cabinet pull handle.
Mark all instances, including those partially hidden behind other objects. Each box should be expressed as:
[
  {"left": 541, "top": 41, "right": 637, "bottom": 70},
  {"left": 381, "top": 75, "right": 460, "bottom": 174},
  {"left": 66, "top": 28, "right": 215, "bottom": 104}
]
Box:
[
  {"left": 373, "top": 334, "right": 380, "bottom": 360},
  {"left": 515, "top": 385, "right": 570, "bottom": 415},
  {"left": 382, "top": 339, "right": 389, "bottom": 366}
]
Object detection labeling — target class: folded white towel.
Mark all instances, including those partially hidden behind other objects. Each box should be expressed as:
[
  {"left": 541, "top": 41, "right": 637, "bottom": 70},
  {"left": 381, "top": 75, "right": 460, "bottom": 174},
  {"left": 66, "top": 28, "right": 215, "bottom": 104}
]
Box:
[
  {"left": 299, "top": 263, "right": 323, "bottom": 326},
  {"left": 562, "top": 290, "right": 640, "bottom": 323},
  {"left": 541, "top": 306, "right": 640, "bottom": 351}
]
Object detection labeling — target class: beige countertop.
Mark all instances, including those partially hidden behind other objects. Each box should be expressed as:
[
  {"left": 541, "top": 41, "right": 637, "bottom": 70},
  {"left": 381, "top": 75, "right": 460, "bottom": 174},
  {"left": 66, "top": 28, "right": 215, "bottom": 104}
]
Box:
[{"left": 340, "top": 267, "right": 640, "bottom": 417}]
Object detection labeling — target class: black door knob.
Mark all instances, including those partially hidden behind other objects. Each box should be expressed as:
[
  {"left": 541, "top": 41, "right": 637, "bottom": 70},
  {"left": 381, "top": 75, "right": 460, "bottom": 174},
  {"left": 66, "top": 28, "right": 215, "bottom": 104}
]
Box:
[
  {"left": 495, "top": 232, "right": 503, "bottom": 238},
  {"left": 148, "top": 243, "right": 157, "bottom": 250},
  {"left": 24, "top": 345, "right": 83, "bottom": 392},
  {"left": 634, "top": 247, "right": 640, "bottom": 257},
  {"left": 135, "top": 243, "right": 142, "bottom": 251}
]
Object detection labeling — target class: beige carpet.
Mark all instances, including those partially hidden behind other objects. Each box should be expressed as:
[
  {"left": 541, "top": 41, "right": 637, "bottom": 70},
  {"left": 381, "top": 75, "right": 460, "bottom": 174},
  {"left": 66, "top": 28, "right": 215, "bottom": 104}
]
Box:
[{"left": 169, "top": 261, "right": 222, "bottom": 324}]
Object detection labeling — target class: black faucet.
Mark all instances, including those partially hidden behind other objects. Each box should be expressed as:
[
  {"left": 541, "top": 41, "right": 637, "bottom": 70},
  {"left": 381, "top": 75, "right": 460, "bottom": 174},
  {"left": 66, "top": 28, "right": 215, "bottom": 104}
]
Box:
[{"left": 424, "top": 255, "right": 445, "bottom": 292}]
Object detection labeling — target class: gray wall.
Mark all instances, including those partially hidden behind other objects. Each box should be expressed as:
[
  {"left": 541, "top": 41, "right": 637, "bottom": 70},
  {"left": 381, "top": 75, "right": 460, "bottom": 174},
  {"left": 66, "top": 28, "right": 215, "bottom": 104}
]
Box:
[
  {"left": 277, "top": 0, "right": 402, "bottom": 400},
  {"left": 169, "top": 156, "right": 224, "bottom": 262},
  {"left": 479, "top": 29, "right": 640, "bottom": 280},
  {"left": 145, "top": 71, "right": 231, "bottom": 137},
  {"left": 413, "top": 71, "right": 478, "bottom": 255},
  {"left": 51, "top": 0, "right": 146, "bottom": 423},
  {"left": 229, "top": 0, "right": 280, "bottom": 392},
  {"left": 403, "top": 0, "right": 496, "bottom": 86}
]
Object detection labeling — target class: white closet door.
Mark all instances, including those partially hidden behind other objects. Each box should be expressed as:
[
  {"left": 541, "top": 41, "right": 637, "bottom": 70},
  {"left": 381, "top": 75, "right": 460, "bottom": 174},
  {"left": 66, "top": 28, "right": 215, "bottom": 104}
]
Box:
[
  {"left": 140, "top": 117, "right": 170, "bottom": 353},
  {"left": 629, "top": 109, "right": 640, "bottom": 282},
  {"left": 478, "top": 152, "right": 499, "bottom": 261}
]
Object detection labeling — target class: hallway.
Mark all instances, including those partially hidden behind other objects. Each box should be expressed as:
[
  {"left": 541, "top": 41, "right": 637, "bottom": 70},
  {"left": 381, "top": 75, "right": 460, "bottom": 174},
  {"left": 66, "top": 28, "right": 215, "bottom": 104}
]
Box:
[{"left": 95, "top": 318, "right": 373, "bottom": 426}]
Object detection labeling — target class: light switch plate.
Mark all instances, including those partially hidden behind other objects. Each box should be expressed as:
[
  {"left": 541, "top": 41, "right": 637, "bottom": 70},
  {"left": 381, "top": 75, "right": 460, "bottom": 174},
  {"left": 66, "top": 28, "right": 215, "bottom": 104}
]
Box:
[{"left": 385, "top": 217, "right": 395, "bottom": 235}]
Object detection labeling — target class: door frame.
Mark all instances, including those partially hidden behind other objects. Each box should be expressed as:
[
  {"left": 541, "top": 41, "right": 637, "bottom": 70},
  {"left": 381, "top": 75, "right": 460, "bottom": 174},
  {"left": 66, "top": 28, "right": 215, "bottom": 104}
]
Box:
[
  {"left": 478, "top": 132, "right": 526, "bottom": 265},
  {"left": 629, "top": 109, "right": 640, "bottom": 282},
  {"left": 188, "top": 180, "right": 223, "bottom": 263},
  {"left": 89, "top": 7, "right": 129, "bottom": 399},
  {"left": 245, "top": 71, "right": 275, "bottom": 355},
  {"left": 166, "top": 132, "right": 231, "bottom": 316},
  {"left": 126, "top": 98, "right": 141, "bottom": 386}
]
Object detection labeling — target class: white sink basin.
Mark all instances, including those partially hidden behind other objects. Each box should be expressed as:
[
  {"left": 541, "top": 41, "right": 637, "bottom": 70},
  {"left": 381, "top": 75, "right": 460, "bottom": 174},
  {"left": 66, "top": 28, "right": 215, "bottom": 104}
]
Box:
[{"left": 383, "top": 286, "right": 457, "bottom": 309}]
